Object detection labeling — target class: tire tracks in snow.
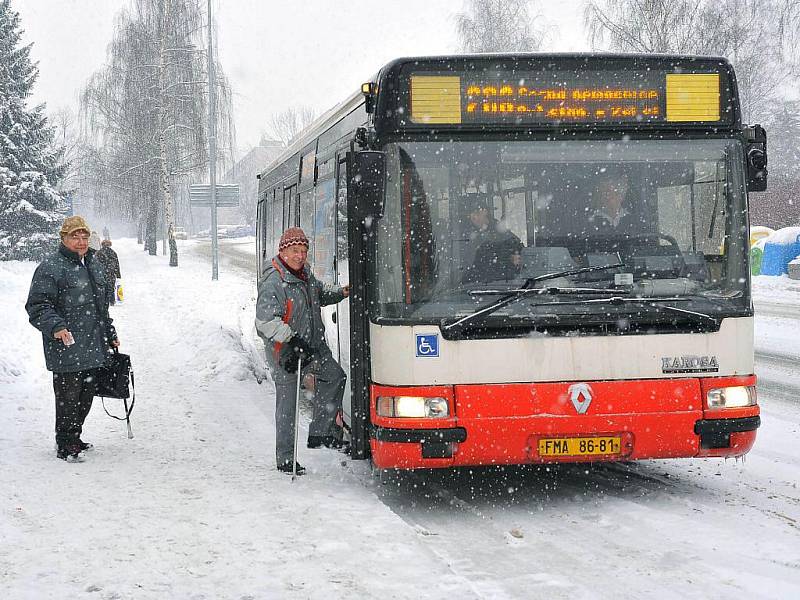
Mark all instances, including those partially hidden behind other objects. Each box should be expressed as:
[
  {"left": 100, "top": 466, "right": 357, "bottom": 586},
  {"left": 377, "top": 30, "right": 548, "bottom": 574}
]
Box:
[{"left": 359, "top": 464, "right": 673, "bottom": 600}]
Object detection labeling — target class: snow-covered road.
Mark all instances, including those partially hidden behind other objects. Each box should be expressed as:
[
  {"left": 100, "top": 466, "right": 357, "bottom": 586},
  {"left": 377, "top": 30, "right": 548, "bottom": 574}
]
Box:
[{"left": 2, "top": 240, "right": 798, "bottom": 599}]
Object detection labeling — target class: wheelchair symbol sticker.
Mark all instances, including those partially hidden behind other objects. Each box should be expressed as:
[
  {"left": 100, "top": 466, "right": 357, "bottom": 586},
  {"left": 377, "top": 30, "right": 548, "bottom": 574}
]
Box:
[{"left": 416, "top": 334, "right": 439, "bottom": 358}]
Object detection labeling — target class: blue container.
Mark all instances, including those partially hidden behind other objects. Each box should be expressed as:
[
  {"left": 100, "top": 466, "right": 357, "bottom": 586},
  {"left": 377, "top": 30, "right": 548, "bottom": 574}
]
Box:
[{"left": 760, "top": 227, "right": 800, "bottom": 276}]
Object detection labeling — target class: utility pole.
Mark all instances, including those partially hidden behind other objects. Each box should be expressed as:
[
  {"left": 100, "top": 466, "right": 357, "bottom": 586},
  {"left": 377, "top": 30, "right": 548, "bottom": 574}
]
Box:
[{"left": 207, "top": 0, "right": 219, "bottom": 280}]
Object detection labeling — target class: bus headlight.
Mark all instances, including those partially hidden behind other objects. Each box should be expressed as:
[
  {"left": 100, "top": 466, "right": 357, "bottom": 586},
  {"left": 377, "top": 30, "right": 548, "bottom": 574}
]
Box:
[
  {"left": 706, "top": 386, "right": 756, "bottom": 408},
  {"left": 376, "top": 396, "right": 449, "bottom": 418}
]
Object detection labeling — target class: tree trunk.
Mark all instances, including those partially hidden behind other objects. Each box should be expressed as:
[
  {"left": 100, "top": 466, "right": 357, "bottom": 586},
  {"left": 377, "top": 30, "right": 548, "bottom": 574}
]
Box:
[
  {"left": 146, "top": 195, "right": 158, "bottom": 256},
  {"left": 169, "top": 232, "right": 178, "bottom": 266},
  {"left": 158, "top": 0, "right": 177, "bottom": 265}
]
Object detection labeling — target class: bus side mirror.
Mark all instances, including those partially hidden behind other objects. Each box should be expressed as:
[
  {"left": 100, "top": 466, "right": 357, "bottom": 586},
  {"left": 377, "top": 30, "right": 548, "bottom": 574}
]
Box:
[
  {"left": 745, "top": 124, "right": 767, "bottom": 192},
  {"left": 347, "top": 150, "right": 386, "bottom": 221}
]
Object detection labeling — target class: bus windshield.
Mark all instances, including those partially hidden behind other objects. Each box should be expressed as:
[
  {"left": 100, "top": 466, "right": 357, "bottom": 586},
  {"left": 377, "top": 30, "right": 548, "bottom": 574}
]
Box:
[{"left": 375, "top": 138, "right": 749, "bottom": 328}]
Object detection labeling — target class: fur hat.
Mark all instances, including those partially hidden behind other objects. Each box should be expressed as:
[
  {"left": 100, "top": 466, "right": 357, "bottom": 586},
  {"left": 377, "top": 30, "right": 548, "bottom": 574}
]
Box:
[
  {"left": 60, "top": 216, "right": 91, "bottom": 238},
  {"left": 278, "top": 227, "right": 309, "bottom": 251}
]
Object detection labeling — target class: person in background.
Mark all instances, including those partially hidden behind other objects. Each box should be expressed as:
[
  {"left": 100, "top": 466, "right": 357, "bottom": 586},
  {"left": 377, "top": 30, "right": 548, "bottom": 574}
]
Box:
[
  {"left": 102, "top": 226, "right": 110, "bottom": 241},
  {"left": 96, "top": 239, "right": 122, "bottom": 306},
  {"left": 89, "top": 230, "right": 101, "bottom": 251},
  {"left": 25, "top": 216, "right": 120, "bottom": 462},
  {"left": 255, "top": 227, "right": 349, "bottom": 476},
  {"left": 168, "top": 224, "right": 178, "bottom": 267},
  {"left": 462, "top": 196, "right": 523, "bottom": 283}
]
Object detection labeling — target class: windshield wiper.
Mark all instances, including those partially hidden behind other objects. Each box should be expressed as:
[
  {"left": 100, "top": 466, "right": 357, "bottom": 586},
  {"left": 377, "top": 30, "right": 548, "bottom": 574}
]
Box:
[
  {"left": 441, "top": 263, "right": 624, "bottom": 331},
  {"left": 442, "top": 291, "right": 719, "bottom": 334},
  {"left": 522, "top": 263, "right": 626, "bottom": 286},
  {"left": 532, "top": 295, "right": 719, "bottom": 325},
  {"left": 536, "top": 295, "right": 719, "bottom": 327},
  {"left": 469, "top": 286, "right": 622, "bottom": 297},
  {"left": 625, "top": 298, "right": 720, "bottom": 326}
]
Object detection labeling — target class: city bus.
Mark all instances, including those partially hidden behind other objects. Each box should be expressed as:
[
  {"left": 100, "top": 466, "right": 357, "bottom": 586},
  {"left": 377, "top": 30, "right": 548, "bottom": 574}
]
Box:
[{"left": 256, "top": 54, "right": 767, "bottom": 469}]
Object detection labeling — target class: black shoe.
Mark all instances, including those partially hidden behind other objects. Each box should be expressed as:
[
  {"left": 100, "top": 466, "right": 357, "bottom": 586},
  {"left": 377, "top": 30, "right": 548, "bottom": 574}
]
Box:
[
  {"left": 77, "top": 440, "right": 93, "bottom": 451},
  {"left": 308, "top": 435, "right": 350, "bottom": 452},
  {"left": 57, "top": 443, "right": 84, "bottom": 462},
  {"left": 277, "top": 461, "right": 306, "bottom": 475},
  {"left": 307, "top": 435, "right": 329, "bottom": 449},
  {"left": 327, "top": 437, "right": 350, "bottom": 452}
]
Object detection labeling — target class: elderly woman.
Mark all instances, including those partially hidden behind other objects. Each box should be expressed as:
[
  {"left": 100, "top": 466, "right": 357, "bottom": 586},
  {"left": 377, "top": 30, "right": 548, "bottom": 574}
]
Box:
[
  {"left": 25, "top": 216, "right": 120, "bottom": 461},
  {"left": 255, "top": 227, "right": 349, "bottom": 476}
]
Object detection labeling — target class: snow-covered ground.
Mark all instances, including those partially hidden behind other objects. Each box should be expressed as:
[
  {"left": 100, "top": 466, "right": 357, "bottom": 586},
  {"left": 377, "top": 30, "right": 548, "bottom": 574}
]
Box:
[
  {"left": 0, "top": 240, "right": 469, "bottom": 599},
  {"left": 1, "top": 240, "right": 799, "bottom": 599}
]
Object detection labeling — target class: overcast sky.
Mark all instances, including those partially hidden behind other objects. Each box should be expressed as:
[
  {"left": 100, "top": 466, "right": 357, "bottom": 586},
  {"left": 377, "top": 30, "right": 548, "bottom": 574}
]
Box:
[{"left": 17, "top": 0, "right": 589, "bottom": 158}]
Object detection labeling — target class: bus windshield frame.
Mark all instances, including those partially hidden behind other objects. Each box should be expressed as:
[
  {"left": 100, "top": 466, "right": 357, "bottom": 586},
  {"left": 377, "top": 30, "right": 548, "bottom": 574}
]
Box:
[{"left": 372, "top": 134, "right": 751, "bottom": 334}]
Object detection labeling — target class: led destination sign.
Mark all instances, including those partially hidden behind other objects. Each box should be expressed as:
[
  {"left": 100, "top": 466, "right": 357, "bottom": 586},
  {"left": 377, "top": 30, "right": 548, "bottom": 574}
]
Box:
[
  {"left": 464, "top": 80, "right": 660, "bottom": 121},
  {"left": 409, "top": 70, "right": 722, "bottom": 126}
]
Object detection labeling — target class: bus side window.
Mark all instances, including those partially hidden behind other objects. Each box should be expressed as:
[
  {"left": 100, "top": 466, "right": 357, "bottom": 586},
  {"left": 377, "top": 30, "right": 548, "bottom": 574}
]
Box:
[
  {"left": 267, "top": 189, "right": 275, "bottom": 252},
  {"left": 272, "top": 188, "right": 282, "bottom": 251},
  {"left": 269, "top": 193, "right": 275, "bottom": 246},
  {"left": 257, "top": 201, "right": 263, "bottom": 260},
  {"left": 283, "top": 185, "right": 296, "bottom": 229},
  {"left": 313, "top": 177, "right": 336, "bottom": 281},
  {"left": 300, "top": 189, "right": 315, "bottom": 268}
]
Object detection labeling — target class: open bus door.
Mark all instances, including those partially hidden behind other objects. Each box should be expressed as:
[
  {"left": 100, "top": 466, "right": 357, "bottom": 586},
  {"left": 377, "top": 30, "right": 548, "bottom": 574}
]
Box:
[
  {"left": 334, "top": 157, "right": 353, "bottom": 445},
  {"left": 343, "top": 149, "right": 386, "bottom": 460}
]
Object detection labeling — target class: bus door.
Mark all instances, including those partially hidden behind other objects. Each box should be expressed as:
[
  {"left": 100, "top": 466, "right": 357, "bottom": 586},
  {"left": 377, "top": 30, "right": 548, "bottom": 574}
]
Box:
[{"left": 334, "top": 156, "right": 352, "bottom": 426}]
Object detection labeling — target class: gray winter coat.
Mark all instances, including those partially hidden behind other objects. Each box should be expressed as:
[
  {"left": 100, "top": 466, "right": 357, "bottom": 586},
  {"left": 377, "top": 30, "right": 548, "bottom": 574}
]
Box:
[
  {"left": 25, "top": 244, "right": 118, "bottom": 373},
  {"left": 255, "top": 256, "right": 345, "bottom": 371}
]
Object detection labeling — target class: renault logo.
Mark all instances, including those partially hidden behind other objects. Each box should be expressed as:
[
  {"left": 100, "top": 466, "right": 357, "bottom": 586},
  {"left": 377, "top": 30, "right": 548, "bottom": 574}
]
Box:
[{"left": 568, "top": 383, "right": 593, "bottom": 414}]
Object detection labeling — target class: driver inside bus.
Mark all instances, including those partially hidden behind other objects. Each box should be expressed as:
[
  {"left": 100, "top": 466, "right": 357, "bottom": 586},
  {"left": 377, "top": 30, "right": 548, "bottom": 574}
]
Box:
[
  {"left": 461, "top": 195, "right": 523, "bottom": 283},
  {"left": 587, "top": 170, "right": 636, "bottom": 235}
]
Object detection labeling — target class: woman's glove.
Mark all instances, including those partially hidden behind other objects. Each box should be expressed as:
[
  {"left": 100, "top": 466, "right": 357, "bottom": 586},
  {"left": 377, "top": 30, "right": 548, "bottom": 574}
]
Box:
[{"left": 279, "top": 336, "right": 315, "bottom": 373}]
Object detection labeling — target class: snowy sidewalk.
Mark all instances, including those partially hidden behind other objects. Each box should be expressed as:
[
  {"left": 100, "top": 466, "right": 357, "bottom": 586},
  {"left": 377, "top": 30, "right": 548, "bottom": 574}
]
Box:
[{"left": 0, "top": 240, "right": 473, "bottom": 599}]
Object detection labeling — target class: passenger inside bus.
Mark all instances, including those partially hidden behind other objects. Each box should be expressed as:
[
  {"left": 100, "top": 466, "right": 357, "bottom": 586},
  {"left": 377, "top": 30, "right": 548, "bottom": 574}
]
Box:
[{"left": 461, "top": 194, "right": 524, "bottom": 283}]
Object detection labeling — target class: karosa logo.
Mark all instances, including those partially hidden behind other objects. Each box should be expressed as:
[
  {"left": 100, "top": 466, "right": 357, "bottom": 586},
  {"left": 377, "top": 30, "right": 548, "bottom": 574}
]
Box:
[{"left": 661, "top": 355, "right": 719, "bottom": 374}]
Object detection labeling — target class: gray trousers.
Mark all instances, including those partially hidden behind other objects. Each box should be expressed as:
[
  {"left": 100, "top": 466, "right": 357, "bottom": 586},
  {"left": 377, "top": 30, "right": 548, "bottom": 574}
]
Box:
[{"left": 271, "top": 351, "right": 346, "bottom": 466}]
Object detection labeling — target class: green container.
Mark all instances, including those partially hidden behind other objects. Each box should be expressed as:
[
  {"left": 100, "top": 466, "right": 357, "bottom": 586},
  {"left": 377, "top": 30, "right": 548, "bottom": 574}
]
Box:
[{"left": 750, "top": 246, "right": 763, "bottom": 276}]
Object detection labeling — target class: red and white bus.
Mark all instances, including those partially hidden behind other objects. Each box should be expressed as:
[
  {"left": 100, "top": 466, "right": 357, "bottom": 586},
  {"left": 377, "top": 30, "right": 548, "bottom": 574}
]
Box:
[{"left": 256, "top": 54, "right": 766, "bottom": 469}]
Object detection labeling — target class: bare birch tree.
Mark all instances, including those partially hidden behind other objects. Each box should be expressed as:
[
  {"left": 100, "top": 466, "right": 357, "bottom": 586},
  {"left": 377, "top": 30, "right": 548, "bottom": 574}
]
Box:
[
  {"left": 455, "top": 0, "right": 547, "bottom": 53},
  {"left": 81, "top": 0, "right": 234, "bottom": 265},
  {"left": 584, "top": 0, "right": 789, "bottom": 122},
  {"left": 49, "top": 107, "right": 85, "bottom": 196},
  {"left": 268, "top": 106, "right": 317, "bottom": 147}
]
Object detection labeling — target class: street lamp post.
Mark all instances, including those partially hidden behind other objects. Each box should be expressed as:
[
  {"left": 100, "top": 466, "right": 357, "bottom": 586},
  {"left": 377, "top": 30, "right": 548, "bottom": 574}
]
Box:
[{"left": 207, "top": 0, "right": 218, "bottom": 280}]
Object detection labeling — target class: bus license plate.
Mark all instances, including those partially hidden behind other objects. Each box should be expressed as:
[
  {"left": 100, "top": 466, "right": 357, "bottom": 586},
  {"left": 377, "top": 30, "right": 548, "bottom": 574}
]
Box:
[{"left": 538, "top": 436, "right": 621, "bottom": 457}]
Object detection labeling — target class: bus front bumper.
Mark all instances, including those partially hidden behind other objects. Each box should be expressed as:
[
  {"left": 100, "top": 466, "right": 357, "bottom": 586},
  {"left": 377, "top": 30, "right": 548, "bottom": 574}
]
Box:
[{"left": 368, "top": 379, "right": 760, "bottom": 469}]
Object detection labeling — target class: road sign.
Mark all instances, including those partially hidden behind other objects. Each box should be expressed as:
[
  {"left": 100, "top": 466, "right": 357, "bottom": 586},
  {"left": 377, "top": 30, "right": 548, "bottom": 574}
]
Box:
[{"left": 189, "top": 184, "right": 240, "bottom": 207}]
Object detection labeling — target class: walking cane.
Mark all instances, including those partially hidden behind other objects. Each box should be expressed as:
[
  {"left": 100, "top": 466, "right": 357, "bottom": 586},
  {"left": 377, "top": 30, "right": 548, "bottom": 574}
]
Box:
[
  {"left": 292, "top": 354, "right": 302, "bottom": 481},
  {"left": 124, "top": 366, "right": 135, "bottom": 439},
  {"left": 123, "top": 399, "right": 134, "bottom": 439}
]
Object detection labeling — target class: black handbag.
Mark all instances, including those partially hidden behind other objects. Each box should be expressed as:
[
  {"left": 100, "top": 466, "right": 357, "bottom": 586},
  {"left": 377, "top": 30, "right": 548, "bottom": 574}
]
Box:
[
  {"left": 97, "top": 350, "right": 136, "bottom": 438},
  {"left": 97, "top": 350, "right": 131, "bottom": 398}
]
